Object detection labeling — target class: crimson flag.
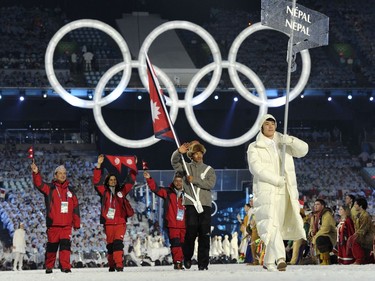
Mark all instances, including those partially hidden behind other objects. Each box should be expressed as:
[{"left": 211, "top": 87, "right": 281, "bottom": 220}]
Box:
[
  {"left": 146, "top": 54, "right": 176, "bottom": 142},
  {"left": 27, "top": 146, "right": 34, "bottom": 159},
  {"left": 142, "top": 160, "right": 149, "bottom": 170},
  {"left": 105, "top": 155, "right": 137, "bottom": 173}
]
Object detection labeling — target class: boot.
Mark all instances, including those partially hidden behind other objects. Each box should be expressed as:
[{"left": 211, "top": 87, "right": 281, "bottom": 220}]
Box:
[{"left": 320, "top": 252, "right": 331, "bottom": 265}]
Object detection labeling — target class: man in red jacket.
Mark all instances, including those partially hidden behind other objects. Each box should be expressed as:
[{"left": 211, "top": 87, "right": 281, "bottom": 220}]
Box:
[
  {"left": 31, "top": 161, "right": 80, "bottom": 274},
  {"left": 93, "top": 154, "right": 137, "bottom": 272},
  {"left": 143, "top": 171, "right": 186, "bottom": 270}
]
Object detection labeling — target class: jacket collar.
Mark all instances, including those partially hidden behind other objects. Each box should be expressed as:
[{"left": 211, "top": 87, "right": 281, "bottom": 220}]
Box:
[
  {"left": 53, "top": 180, "right": 70, "bottom": 189},
  {"left": 255, "top": 131, "right": 279, "bottom": 148}
]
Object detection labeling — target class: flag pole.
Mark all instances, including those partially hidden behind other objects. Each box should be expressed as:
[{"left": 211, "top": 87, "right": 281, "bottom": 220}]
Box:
[
  {"left": 145, "top": 53, "right": 203, "bottom": 212},
  {"left": 281, "top": 0, "right": 297, "bottom": 177}
]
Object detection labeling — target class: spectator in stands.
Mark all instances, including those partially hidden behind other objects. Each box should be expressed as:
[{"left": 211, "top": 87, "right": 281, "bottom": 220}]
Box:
[
  {"left": 237, "top": 203, "right": 251, "bottom": 263},
  {"left": 345, "top": 193, "right": 358, "bottom": 219},
  {"left": 358, "top": 150, "right": 370, "bottom": 167},
  {"left": 287, "top": 201, "right": 310, "bottom": 265},
  {"left": 83, "top": 50, "right": 94, "bottom": 71},
  {"left": 93, "top": 154, "right": 137, "bottom": 272},
  {"left": 31, "top": 161, "right": 81, "bottom": 274},
  {"left": 309, "top": 199, "right": 337, "bottom": 265},
  {"left": 248, "top": 196, "right": 260, "bottom": 265},
  {"left": 347, "top": 197, "right": 375, "bottom": 264},
  {"left": 143, "top": 171, "right": 186, "bottom": 270},
  {"left": 335, "top": 205, "right": 355, "bottom": 264},
  {"left": 70, "top": 52, "right": 78, "bottom": 73},
  {"left": 247, "top": 114, "right": 309, "bottom": 272},
  {"left": 12, "top": 222, "right": 26, "bottom": 271},
  {"left": 171, "top": 141, "right": 216, "bottom": 271}
]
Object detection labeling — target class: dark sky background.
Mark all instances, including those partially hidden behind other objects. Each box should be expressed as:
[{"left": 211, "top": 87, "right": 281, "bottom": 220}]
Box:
[{"left": 4, "top": 0, "right": 261, "bottom": 26}]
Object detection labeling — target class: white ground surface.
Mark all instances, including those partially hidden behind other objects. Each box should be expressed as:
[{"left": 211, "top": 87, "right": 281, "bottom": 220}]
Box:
[{"left": 2, "top": 263, "right": 375, "bottom": 281}]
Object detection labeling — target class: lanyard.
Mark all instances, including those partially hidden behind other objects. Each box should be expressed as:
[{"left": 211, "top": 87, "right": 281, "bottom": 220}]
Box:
[
  {"left": 109, "top": 188, "right": 116, "bottom": 208},
  {"left": 55, "top": 186, "right": 65, "bottom": 202}
]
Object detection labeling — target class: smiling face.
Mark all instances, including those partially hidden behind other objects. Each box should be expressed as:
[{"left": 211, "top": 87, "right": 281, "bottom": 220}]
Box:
[
  {"left": 54, "top": 168, "right": 67, "bottom": 183},
  {"left": 108, "top": 176, "right": 117, "bottom": 187},
  {"left": 173, "top": 176, "right": 183, "bottom": 190},
  {"left": 191, "top": 151, "right": 204, "bottom": 163},
  {"left": 261, "top": 120, "right": 276, "bottom": 139}
]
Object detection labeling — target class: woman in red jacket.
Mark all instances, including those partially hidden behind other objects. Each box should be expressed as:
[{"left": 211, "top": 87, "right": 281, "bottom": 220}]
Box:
[
  {"left": 336, "top": 205, "right": 355, "bottom": 264},
  {"left": 143, "top": 171, "right": 186, "bottom": 270},
  {"left": 31, "top": 161, "right": 80, "bottom": 274},
  {"left": 93, "top": 155, "right": 137, "bottom": 272}
]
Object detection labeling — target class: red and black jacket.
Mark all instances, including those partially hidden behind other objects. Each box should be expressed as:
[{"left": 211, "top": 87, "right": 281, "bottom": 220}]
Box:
[
  {"left": 146, "top": 177, "right": 185, "bottom": 229},
  {"left": 33, "top": 172, "right": 80, "bottom": 228},
  {"left": 93, "top": 168, "right": 136, "bottom": 225}
]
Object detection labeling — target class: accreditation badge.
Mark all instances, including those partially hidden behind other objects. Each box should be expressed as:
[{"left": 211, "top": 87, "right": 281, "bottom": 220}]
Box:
[
  {"left": 61, "top": 201, "right": 68, "bottom": 213},
  {"left": 176, "top": 208, "right": 184, "bottom": 221},
  {"left": 107, "top": 208, "right": 115, "bottom": 219}
]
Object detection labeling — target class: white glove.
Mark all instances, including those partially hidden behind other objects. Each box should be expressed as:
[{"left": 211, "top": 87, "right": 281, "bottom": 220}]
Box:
[
  {"left": 277, "top": 176, "right": 286, "bottom": 188},
  {"left": 280, "top": 134, "right": 293, "bottom": 145}
]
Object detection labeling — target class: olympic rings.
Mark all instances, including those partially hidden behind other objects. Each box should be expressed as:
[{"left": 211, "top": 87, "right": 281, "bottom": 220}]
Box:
[
  {"left": 138, "top": 21, "right": 222, "bottom": 108},
  {"left": 45, "top": 19, "right": 132, "bottom": 108},
  {"left": 228, "top": 22, "right": 311, "bottom": 108},
  {"left": 184, "top": 60, "right": 268, "bottom": 147},
  {"left": 92, "top": 61, "right": 179, "bottom": 148},
  {"left": 45, "top": 19, "right": 311, "bottom": 148}
]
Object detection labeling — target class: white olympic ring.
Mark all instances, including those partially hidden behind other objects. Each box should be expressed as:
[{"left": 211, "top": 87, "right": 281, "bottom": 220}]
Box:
[
  {"left": 184, "top": 60, "right": 268, "bottom": 147},
  {"left": 138, "top": 21, "right": 222, "bottom": 108},
  {"left": 45, "top": 19, "right": 311, "bottom": 148},
  {"left": 45, "top": 19, "right": 132, "bottom": 108},
  {"left": 228, "top": 22, "right": 311, "bottom": 108},
  {"left": 92, "top": 61, "right": 179, "bottom": 148},
  {"left": 211, "top": 200, "right": 218, "bottom": 217}
]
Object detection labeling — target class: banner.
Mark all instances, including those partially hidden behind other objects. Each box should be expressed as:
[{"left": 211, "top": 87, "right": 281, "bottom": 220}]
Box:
[
  {"left": 261, "top": 0, "right": 329, "bottom": 53},
  {"left": 105, "top": 155, "right": 137, "bottom": 173}
]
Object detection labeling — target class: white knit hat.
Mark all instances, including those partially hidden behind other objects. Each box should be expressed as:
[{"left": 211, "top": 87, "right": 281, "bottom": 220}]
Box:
[{"left": 54, "top": 165, "right": 66, "bottom": 174}]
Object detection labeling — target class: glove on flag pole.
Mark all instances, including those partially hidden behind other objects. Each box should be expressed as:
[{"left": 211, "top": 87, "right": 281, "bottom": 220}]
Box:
[
  {"left": 145, "top": 53, "right": 203, "bottom": 213},
  {"left": 145, "top": 53, "right": 177, "bottom": 143},
  {"left": 105, "top": 155, "right": 137, "bottom": 173}
]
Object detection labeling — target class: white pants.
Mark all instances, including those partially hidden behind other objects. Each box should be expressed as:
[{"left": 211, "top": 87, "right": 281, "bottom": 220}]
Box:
[
  {"left": 263, "top": 192, "right": 287, "bottom": 265},
  {"left": 13, "top": 252, "right": 24, "bottom": 270}
]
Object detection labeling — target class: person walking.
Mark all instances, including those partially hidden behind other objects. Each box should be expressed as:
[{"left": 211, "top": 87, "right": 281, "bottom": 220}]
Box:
[
  {"left": 12, "top": 222, "right": 26, "bottom": 271},
  {"left": 171, "top": 141, "right": 216, "bottom": 270},
  {"left": 31, "top": 161, "right": 81, "bottom": 274},
  {"left": 143, "top": 171, "right": 186, "bottom": 270},
  {"left": 93, "top": 154, "right": 137, "bottom": 272},
  {"left": 247, "top": 114, "right": 308, "bottom": 272}
]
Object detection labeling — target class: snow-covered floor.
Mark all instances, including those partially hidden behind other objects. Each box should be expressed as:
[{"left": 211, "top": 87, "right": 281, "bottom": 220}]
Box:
[{"left": 2, "top": 264, "right": 375, "bottom": 281}]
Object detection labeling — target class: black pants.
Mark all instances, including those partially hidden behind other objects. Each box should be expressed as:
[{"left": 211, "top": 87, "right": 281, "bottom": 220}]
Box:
[
  {"left": 183, "top": 205, "right": 211, "bottom": 267},
  {"left": 316, "top": 235, "right": 333, "bottom": 253}
]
